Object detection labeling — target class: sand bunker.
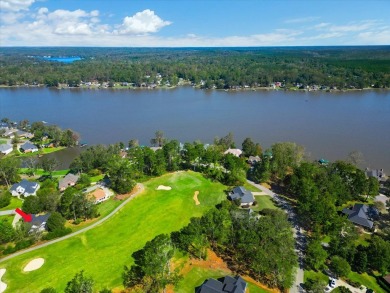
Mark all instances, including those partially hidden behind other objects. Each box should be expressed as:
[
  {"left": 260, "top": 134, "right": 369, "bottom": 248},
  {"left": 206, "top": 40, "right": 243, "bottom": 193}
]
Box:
[
  {"left": 193, "top": 191, "right": 200, "bottom": 205},
  {"left": 0, "top": 269, "right": 7, "bottom": 293},
  {"left": 23, "top": 258, "right": 45, "bottom": 272},
  {"left": 157, "top": 185, "right": 172, "bottom": 190}
]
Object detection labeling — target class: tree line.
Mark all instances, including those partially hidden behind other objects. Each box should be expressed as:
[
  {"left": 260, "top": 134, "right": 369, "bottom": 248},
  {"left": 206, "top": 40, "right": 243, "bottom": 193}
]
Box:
[{"left": 1, "top": 47, "right": 389, "bottom": 89}]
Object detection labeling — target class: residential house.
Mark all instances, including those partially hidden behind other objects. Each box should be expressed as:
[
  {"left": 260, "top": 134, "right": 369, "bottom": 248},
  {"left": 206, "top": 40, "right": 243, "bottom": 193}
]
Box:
[
  {"left": 10, "top": 179, "right": 40, "bottom": 197},
  {"left": 0, "top": 143, "right": 13, "bottom": 155},
  {"left": 365, "top": 168, "right": 386, "bottom": 181},
  {"left": 16, "top": 130, "right": 34, "bottom": 139},
  {"left": 58, "top": 173, "right": 80, "bottom": 191},
  {"left": 342, "top": 204, "right": 379, "bottom": 230},
  {"left": 224, "top": 148, "right": 242, "bottom": 157},
  {"left": 382, "top": 274, "right": 390, "bottom": 289},
  {"left": 229, "top": 186, "right": 255, "bottom": 206},
  {"left": 247, "top": 156, "right": 261, "bottom": 165},
  {"left": 3, "top": 128, "right": 17, "bottom": 138},
  {"left": 197, "top": 276, "right": 247, "bottom": 293},
  {"left": 20, "top": 141, "right": 38, "bottom": 153},
  {"left": 89, "top": 188, "right": 109, "bottom": 204},
  {"left": 29, "top": 213, "right": 50, "bottom": 233}
]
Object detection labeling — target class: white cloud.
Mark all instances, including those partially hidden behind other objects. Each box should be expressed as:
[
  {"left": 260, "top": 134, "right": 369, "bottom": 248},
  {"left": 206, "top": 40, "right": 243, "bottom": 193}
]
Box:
[
  {"left": 357, "top": 29, "right": 390, "bottom": 44},
  {"left": 0, "top": 0, "right": 35, "bottom": 11},
  {"left": 118, "top": 9, "right": 172, "bottom": 34}
]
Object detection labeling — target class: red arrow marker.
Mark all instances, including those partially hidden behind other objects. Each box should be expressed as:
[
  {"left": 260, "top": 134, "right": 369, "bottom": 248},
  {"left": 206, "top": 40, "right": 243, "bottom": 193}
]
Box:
[{"left": 15, "top": 208, "right": 32, "bottom": 222}]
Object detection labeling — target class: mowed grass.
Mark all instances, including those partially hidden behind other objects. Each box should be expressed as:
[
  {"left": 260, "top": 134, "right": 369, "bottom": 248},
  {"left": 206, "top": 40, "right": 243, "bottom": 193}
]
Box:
[
  {"left": 0, "top": 171, "right": 227, "bottom": 292},
  {"left": 252, "top": 195, "right": 277, "bottom": 212},
  {"left": 347, "top": 272, "right": 386, "bottom": 293},
  {"left": 0, "top": 197, "right": 22, "bottom": 211}
]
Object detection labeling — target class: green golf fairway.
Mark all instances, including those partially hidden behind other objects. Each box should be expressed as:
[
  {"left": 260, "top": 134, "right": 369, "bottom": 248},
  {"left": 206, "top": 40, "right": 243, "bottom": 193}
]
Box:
[{"left": 0, "top": 171, "right": 226, "bottom": 292}]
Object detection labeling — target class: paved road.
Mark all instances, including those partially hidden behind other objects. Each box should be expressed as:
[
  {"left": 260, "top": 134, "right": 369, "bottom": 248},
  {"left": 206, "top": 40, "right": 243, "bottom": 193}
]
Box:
[
  {"left": 0, "top": 210, "right": 14, "bottom": 216},
  {"left": 0, "top": 183, "right": 144, "bottom": 263},
  {"left": 246, "top": 180, "right": 305, "bottom": 293}
]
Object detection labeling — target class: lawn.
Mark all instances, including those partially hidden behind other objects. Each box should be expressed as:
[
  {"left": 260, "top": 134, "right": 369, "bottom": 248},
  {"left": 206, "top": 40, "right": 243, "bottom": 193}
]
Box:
[
  {"left": 304, "top": 270, "right": 329, "bottom": 283},
  {"left": 0, "top": 171, "right": 227, "bottom": 292},
  {"left": 0, "top": 197, "right": 22, "bottom": 211},
  {"left": 252, "top": 195, "right": 277, "bottom": 212},
  {"left": 0, "top": 139, "right": 7, "bottom": 145},
  {"left": 347, "top": 271, "right": 386, "bottom": 293},
  {"left": 243, "top": 182, "right": 262, "bottom": 192}
]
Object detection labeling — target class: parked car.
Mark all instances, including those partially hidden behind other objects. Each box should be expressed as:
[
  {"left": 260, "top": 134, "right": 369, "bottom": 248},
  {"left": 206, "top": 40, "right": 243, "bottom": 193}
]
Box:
[
  {"left": 324, "top": 286, "right": 331, "bottom": 292},
  {"left": 329, "top": 278, "right": 336, "bottom": 288}
]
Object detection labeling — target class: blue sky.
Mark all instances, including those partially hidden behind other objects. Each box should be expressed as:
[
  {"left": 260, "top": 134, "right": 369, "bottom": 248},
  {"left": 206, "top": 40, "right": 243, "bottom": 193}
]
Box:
[{"left": 1, "top": 0, "right": 389, "bottom": 46}]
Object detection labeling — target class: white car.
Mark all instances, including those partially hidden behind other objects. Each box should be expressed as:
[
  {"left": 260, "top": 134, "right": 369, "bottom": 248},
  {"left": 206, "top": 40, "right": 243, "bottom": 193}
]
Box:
[{"left": 329, "top": 278, "right": 336, "bottom": 288}]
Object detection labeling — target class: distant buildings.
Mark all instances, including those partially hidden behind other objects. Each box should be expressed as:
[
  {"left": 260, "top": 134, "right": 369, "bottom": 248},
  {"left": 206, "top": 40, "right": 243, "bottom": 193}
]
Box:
[{"left": 342, "top": 204, "right": 379, "bottom": 230}]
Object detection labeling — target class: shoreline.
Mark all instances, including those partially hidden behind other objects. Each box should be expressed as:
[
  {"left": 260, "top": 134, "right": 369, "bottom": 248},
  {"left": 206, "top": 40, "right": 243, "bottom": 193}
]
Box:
[{"left": 0, "top": 84, "right": 388, "bottom": 93}]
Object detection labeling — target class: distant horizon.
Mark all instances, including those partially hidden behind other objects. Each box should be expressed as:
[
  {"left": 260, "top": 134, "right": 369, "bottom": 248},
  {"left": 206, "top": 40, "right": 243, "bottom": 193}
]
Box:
[{"left": 1, "top": 0, "right": 389, "bottom": 46}]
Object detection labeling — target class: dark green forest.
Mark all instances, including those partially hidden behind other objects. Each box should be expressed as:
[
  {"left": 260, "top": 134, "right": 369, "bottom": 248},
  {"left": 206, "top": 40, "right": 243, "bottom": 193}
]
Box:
[{"left": 0, "top": 46, "right": 389, "bottom": 89}]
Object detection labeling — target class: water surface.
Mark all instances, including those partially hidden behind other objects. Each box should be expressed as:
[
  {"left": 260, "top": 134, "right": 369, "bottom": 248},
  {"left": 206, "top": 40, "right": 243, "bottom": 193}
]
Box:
[{"left": 1, "top": 87, "right": 389, "bottom": 170}]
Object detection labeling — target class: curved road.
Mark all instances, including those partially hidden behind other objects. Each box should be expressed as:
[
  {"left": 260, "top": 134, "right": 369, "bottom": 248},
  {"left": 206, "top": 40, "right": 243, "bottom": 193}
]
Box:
[
  {"left": 0, "top": 183, "right": 144, "bottom": 263},
  {"left": 246, "top": 180, "right": 304, "bottom": 293}
]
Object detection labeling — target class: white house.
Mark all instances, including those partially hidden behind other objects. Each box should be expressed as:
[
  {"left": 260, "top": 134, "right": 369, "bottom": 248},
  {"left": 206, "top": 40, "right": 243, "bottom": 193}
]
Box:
[
  {"left": 10, "top": 180, "right": 40, "bottom": 197},
  {"left": 89, "top": 188, "right": 110, "bottom": 204},
  {"left": 224, "top": 148, "right": 243, "bottom": 157}
]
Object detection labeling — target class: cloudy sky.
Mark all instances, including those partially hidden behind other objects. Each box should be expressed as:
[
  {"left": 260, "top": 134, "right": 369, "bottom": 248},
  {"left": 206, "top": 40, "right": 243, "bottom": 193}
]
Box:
[{"left": 1, "top": 0, "right": 389, "bottom": 46}]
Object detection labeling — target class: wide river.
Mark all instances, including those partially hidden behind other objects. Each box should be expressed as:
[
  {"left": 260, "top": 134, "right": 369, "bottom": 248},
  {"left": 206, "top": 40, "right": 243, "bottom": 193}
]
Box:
[{"left": 1, "top": 87, "right": 389, "bottom": 171}]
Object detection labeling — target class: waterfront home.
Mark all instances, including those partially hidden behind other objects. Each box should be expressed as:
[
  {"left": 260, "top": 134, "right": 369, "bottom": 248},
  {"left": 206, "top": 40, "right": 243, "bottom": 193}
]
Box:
[
  {"left": 224, "top": 148, "right": 243, "bottom": 157},
  {"left": 3, "top": 128, "right": 17, "bottom": 138},
  {"left": 15, "top": 130, "right": 34, "bottom": 139},
  {"left": 342, "top": 204, "right": 379, "bottom": 230},
  {"left": 10, "top": 179, "right": 40, "bottom": 197},
  {"left": 365, "top": 168, "right": 386, "bottom": 181},
  {"left": 0, "top": 144, "right": 13, "bottom": 155},
  {"left": 247, "top": 156, "right": 261, "bottom": 165},
  {"left": 20, "top": 141, "right": 38, "bottom": 153},
  {"left": 229, "top": 186, "right": 255, "bottom": 207},
  {"left": 58, "top": 173, "right": 80, "bottom": 191},
  {"left": 197, "top": 276, "right": 247, "bottom": 293}
]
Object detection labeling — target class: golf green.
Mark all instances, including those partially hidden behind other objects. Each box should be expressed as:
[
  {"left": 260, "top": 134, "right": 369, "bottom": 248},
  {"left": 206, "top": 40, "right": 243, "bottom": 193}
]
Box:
[{"left": 0, "top": 171, "right": 227, "bottom": 292}]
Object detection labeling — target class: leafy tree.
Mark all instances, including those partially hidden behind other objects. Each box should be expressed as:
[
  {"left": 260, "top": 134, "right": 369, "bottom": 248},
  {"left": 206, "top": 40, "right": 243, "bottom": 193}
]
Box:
[
  {"left": 150, "top": 130, "right": 165, "bottom": 147},
  {"left": 242, "top": 137, "right": 261, "bottom": 157},
  {"left": 0, "top": 218, "right": 15, "bottom": 244},
  {"left": 367, "top": 176, "right": 379, "bottom": 197},
  {"left": 47, "top": 212, "right": 66, "bottom": 232},
  {"left": 306, "top": 239, "right": 328, "bottom": 270},
  {"left": 39, "top": 157, "right": 59, "bottom": 177},
  {"left": 99, "top": 289, "right": 112, "bottom": 293},
  {"left": 353, "top": 245, "right": 368, "bottom": 273},
  {"left": 65, "top": 270, "right": 94, "bottom": 293},
  {"left": 0, "top": 156, "right": 20, "bottom": 187},
  {"left": 271, "top": 142, "right": 305, "bottom": 179},
  {"left": 329, "top": 256, "right": 351, "bottom": 278},
  {"left": 214, "top": 132, "right": 235, "bottom": 150},
  {"left": 367, "top": 236, "right": 390, "bottom": 275},
  {"left": 76, "top": 174, "right": 91, "bottom": 189},
  {"left": 107, "top": 157, "right": 136, "bottom": 194},
  {"left": 60, "top": 129, "right": 80, "bottom": 147},
  {"left": 0, "top": 191, "right": 11, "bottom": 208},
  {"left": 347, "top": 150, "right": 364, "bottom": 167},
  {"left": 336, "top": 286, "right": 352, "bottom": 293},
  {"left": 22, "top": 196, "right": 42, "bottom": 214},
  {"left": 128, "top": 139, "right": 139, "bottom": 148},
  {"left": 305, "top": 277, "right": 327, "bottom": 293},
  {"left": 123, "top": 234, "right": 178, "bottom": 291}
]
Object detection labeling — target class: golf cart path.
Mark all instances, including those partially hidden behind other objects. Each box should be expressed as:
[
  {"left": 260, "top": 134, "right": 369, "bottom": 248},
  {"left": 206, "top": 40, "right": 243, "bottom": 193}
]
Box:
[{"left": 0, "top": 183, "right": 144, "bottom": 263}]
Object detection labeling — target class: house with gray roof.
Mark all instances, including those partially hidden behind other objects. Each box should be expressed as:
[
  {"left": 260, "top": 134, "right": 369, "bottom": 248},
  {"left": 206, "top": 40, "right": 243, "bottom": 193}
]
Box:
[
  {"left": 20, "top": 141, "right": 38, "bottom": 153},
  {"left": 365, "top": 168, "right": 386, "bottom": 181},
  {"left": 0, "top": 143, "right": 13, "bottom": 155},
  {"left": 229, "top": 186, "right": 255, "bottom": 206},
  {"left": 197, "top": 276, "right": 247, "bottom": 293},
  {"left": 342, "top": 204, "right": 379, "bottom": 230},
  {"left": 10, "top": 179, "right": 40, "bottom": 197},
  {"left": 16, "top": 130, "right": 34, "bottom": 139},
  {"left": 29, "top": 213, "right": 50, "bottom": 233},
  {"left": 58, "top": 173, "right": 80, "bottom": 191}
]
